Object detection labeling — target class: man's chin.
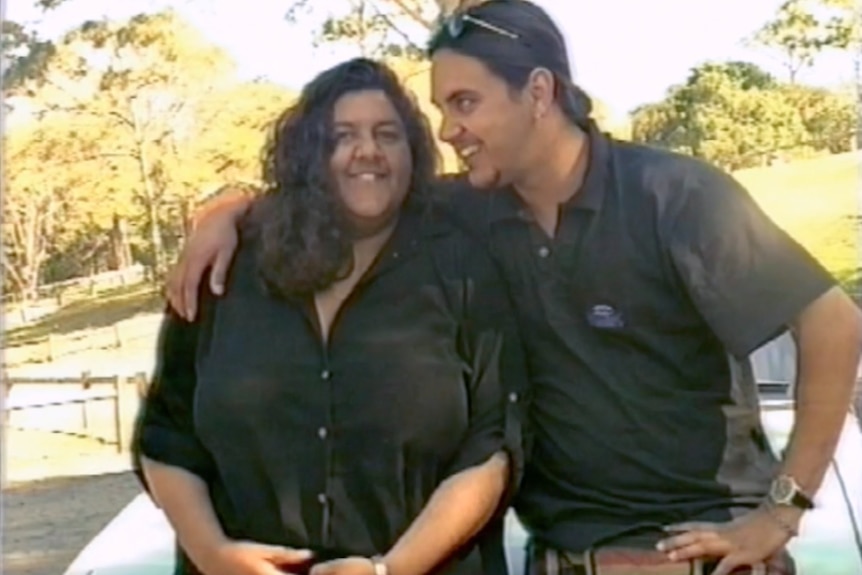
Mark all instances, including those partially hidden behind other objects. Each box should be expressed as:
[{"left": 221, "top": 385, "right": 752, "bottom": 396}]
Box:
[{"left": 466, "top": 167, "right": 501, "bottom": 190}]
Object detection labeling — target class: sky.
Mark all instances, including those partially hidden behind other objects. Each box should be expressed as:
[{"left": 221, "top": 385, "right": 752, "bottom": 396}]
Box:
[{"left": 6, "top": 0, "right": 855, "bottom": 117}]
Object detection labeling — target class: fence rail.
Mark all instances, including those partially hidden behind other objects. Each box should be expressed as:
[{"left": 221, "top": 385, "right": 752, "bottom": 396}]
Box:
[
  {"left": 3, "top": 266, "right": 147, "bottom": 327},
  {"left": 3, "top": 316, "right": 162, "bottom": 366},
  {"left": 1, "top": 370, "right": 149, "bottom": 488}
]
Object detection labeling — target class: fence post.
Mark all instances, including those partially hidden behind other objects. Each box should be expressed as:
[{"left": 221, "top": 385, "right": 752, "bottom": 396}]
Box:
[
  {"left": 135, "top": 371, "right": 150, "bottom": 399},
  {"left": 1, "top": 369, "right": 9, "bottom": 490},
  {"left": 116, "top": 373, "right": 144, "bottom": 453},
  {"left": 113, "top": 323, "right": 123, "bottom": 349},
  {"left": 114, "top": 376, "right": 127, "bottom": 453},
  {"left": 46, "top": 334, "right": 56, "bottom": 362},
  {"left": 80, "top": 370, "right": 92, "bottom": 435}
]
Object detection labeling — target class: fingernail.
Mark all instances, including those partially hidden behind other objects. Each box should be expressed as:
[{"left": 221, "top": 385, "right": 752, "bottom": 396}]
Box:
[
  {"left": 656, "top": 542, "right": 665, "bottom": 552},
  {"left": 213, "top": 285, "right": 223, "bottom": 295},
  {"left": 297, "top": 549, "right": 313, "bottom": 559}
]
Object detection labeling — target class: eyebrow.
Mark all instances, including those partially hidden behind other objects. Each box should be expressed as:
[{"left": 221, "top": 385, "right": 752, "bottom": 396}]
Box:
[
  {"left": 333, "top": 120, "right": 403, "bottom": 130},
  {"left": 433, "top": 89, "right": 477, "bottom": 108}
]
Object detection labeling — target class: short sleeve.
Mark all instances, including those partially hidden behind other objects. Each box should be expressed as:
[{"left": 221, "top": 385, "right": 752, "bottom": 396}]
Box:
[
  {"left": 441, "top": 234, "right": 530, "bottom": 509},
  {"left": 131, "top": 306, "right": 216, "bottom": 487},
  {"left": 667, "top": 162, "right": 836, "bottom": 358}
]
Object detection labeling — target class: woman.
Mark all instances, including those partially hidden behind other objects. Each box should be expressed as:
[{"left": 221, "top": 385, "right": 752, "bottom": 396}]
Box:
[{"left": 133, "top": 58, "right": 527, "bottom": 575}]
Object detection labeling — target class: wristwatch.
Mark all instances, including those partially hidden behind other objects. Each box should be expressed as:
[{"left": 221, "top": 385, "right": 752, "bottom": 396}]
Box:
[{"left": 767, "top": 474, "right": 814, "bottom": 510}]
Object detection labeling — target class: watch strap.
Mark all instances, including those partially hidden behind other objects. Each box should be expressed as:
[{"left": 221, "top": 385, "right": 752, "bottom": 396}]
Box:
[{"left": 791, "top": 489, "right": 814, "bottom": 510}]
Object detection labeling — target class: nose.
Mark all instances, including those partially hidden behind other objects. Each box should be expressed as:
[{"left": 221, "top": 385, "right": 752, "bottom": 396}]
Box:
[
  {"left": 437, "top": 113, "right": 461, "bottom": 144},
  {"left": 354, "top": 132, "right": 383, "bottom": 159}
]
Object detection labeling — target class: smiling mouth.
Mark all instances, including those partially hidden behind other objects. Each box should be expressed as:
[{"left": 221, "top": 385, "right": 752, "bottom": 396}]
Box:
[
  {"left": 457, "top": 145, "right": 480, "bottom": 164},
  {"left": 351, "top": 173, "right": 387, "bottom": 182}
]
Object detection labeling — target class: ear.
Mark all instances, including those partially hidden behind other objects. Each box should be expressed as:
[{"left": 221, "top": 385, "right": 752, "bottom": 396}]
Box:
[{"left": 526, "top": 68, "right": 556, "bottom": 119}]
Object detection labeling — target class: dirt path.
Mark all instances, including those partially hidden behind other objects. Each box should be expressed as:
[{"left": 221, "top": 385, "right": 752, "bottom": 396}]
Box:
[{"left": 3, "top": 471, "right": 143, "bottom": 575}]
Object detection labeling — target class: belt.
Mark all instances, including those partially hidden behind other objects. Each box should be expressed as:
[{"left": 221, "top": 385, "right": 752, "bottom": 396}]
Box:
[{"left": 525, "top": 542, "right": 792, "bottom": 575}]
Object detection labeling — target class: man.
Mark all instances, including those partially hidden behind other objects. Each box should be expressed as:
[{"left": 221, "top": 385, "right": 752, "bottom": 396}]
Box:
[{"left": 165, "top": 1, "right": 861, "bottom": 574}]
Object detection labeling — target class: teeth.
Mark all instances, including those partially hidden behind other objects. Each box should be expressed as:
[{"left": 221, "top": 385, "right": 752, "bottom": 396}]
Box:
[
  {"left": 459, "top": 145, "right": 479, "bottom": 159},
  {"left": 357, "top": 173, "right": 378, "bottom": 181}
]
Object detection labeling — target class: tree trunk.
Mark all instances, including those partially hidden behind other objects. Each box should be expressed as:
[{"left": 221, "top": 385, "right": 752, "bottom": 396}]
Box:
[{"left": 131, "top": 98, "right": 165, "bottom": 282}]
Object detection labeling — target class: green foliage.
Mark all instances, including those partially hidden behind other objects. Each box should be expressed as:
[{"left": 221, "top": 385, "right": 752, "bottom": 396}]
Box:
[
  {"left": 1, "top": 21, "right": 57, "bottom": 89},
  {"left": 2, "top": 8, "right": 297, "bottom": 298},
  {"left": 289, "top": 0, "right": 436, "bottom": 59},
  {"left": 778, "top": 84, "right": 856, "bottom": 152},
  {"left": 630, "top": 61, "right": 853, "bottom": 170},
  {"left": 192, "top": 81, "right": 298, "bottom": 187},
  {"left": 752, "top": 0, "right": 857, "bottom": 82}
]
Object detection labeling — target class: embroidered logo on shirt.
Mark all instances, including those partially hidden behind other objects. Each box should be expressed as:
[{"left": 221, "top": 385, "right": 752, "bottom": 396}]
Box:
[{"left": 586, "top": 304, "right": 625, "bottom": 329}]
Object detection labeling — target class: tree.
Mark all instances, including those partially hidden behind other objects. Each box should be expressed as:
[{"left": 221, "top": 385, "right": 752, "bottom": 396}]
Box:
[
  {"left": 630, "top": 62, "right": 812, "bottom": 169},
  {"left": 287, "top": 0, "right": 440, "bottom": 59},
  {"left": 2, "top": 121, "right": 94, "bottom": 300},
  {"left": 8, "top": 10, "right": 238, "bottom": 281},
  {"left": 778, "top": 84, "right": 856, "bottom": 152},
  {"left": 1, "top": 19, "right": 57, "bottom": 91},
  {"left": 752, "top": 0, "right": 857, "bottom": 82},
  {"left": 192, "top": 81, "right": 298, "bottom": 187}
]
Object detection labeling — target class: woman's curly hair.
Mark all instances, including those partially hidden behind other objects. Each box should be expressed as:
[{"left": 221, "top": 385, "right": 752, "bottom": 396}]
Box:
[{"left": 244, "top": 57, "right": 438, "bottom": 300}]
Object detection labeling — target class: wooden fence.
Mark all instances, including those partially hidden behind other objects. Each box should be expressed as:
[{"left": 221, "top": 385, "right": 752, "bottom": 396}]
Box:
[
  {"left": 3, "top": 266, "right": 147, "bottom": 328},
  {"left": 2, "top": 370, "right": 151, "bottom": 488},
  {"left": 4, "top": 315, "right": 163, "bottom": 366}
]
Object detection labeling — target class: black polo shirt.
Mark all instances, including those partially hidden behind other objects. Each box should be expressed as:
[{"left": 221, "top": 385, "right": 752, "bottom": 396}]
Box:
[
  {"left": 132, "top": 201, "right": 528, "bottom": 574},
  {"left": 437, "top": 122, "right": 835, "bottom": 552}
]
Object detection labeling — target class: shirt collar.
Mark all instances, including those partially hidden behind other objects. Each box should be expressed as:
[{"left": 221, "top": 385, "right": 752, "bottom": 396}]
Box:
[{"left": 487, "top": 120, "right": 613, "bottom": 222}]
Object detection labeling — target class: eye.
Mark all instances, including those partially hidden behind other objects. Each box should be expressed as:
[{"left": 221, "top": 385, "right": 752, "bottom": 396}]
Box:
[
  {"left": 454, "top": 95, "right": 477, "bottom": 114},
  {"left": 333, "top": 130, "right": 354, "bottom": 144},
  {"left": 376, "top": 129, "right": 402, "bottom": 143}
]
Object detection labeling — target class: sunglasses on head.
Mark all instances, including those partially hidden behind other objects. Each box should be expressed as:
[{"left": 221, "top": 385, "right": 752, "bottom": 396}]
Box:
[{"left": 429, "top": 11, "right": 520, "bottom": 51}]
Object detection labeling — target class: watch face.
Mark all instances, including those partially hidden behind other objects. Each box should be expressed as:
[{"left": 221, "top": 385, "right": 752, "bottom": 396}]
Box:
[{"left": 771, "top": 476, "right": 794, "bottom": 504}]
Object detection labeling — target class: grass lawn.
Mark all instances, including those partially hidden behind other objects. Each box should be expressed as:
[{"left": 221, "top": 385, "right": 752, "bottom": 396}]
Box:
[
  {"left": 736, "top": 152, "right": 860, "bottom": 286},
  {"left": 5, "top": 283, "right": 163, "bottom": 347}
]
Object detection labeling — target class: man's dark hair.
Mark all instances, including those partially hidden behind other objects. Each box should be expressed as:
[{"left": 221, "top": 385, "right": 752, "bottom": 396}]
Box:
[
  {"left": 428, "top": 0, "right": 593, "bottom": 129},
  {"left": 245, "top": 57, "right": 438, "bottom": 300}
]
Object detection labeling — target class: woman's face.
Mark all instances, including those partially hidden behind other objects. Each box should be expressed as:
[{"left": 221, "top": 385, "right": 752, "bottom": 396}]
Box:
[{"left": 329, "top": 89, "right": 413, "bottom": 236}]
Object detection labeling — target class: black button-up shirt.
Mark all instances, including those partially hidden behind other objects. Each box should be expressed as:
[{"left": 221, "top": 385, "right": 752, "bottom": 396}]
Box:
[
  {"left": 437, "top": 123, "right": 835, "bottom": 552},
  {"left": 134, "top": 202, "right": 528, "bottom": 574}
]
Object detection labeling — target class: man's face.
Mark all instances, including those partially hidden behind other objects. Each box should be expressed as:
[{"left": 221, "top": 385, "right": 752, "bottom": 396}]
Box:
[{"left": 430, "top": 49, "right": 536, "bottom": 189}]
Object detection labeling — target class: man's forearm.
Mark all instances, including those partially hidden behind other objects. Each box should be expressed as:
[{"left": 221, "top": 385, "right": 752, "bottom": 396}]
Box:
[
  {"left": 779, "top": 288, "right": 861, "bottom": 514},
  {"left": 194, "top": 188, "right": 256, "bottom": 230},
  {"left": 383, "top": 452, "right": 509, "bottom": 575}
]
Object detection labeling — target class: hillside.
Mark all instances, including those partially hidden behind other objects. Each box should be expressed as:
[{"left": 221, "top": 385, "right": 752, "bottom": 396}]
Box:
[{"left": 736, "top": 152, "right": 860, "bottom": 282}]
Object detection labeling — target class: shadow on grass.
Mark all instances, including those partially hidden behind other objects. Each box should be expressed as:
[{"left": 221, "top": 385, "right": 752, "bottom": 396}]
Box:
[{"left": 5, "top": 284, "right": 165, "bottom": 347}]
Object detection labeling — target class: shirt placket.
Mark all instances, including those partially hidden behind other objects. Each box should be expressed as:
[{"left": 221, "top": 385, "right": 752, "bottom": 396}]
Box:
[
  {"left": 317, "top": 359, "right": 334, "bottom": 545},
  {"left": 310, "top": 234, "right": 418, "bottom": 548}
]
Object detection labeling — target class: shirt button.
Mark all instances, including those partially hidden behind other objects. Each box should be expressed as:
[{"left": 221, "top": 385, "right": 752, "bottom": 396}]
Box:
[
  {"left": 318, "top": 427, "right": 328, "bottom": 440},
  {"left": 508, "top": 392, "right": 518, "bottom": 403},
  {"left": 320, "top": 369, "right": 331, "bottom": 380},
  {"left": 537, "top": 246, "right": 550, "bottom": 258},
  {"left": 317, "top": 493, "right": 327, "bottom": 505}
]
